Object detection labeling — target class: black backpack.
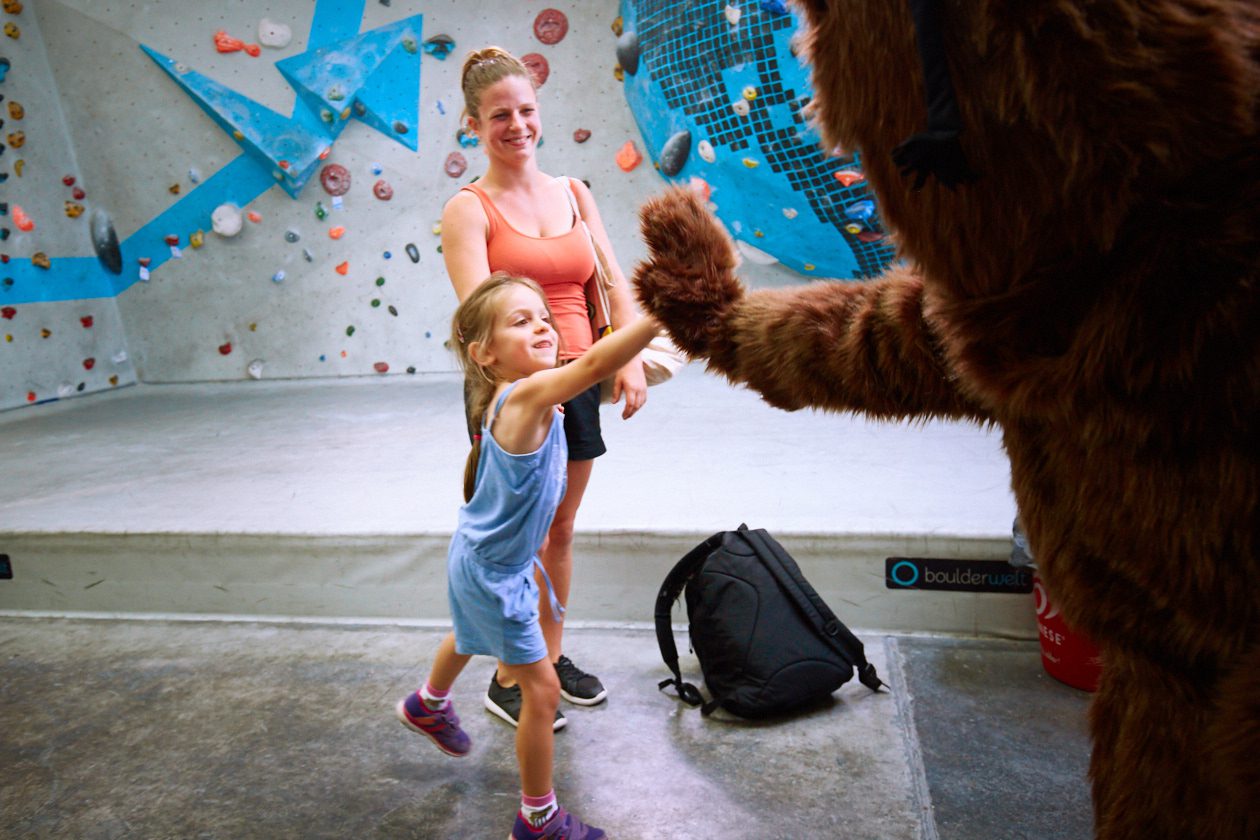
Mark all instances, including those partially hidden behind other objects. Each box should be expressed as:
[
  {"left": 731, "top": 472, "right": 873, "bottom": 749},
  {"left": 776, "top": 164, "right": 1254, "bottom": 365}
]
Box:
[{"left": 655, "top": 525, "right": 883, "bottom": 718}]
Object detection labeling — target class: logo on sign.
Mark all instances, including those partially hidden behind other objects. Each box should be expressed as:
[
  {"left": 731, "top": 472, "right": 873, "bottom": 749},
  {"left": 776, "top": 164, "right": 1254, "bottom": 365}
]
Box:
[{"left": 885, "top": 557, "right": 1033, "bottom": 594}]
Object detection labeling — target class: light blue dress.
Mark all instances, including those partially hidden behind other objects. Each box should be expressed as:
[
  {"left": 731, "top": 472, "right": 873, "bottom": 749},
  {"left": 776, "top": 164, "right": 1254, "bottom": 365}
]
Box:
[{"left": 447, "top": 382, "right": 568, "bottom": 665}]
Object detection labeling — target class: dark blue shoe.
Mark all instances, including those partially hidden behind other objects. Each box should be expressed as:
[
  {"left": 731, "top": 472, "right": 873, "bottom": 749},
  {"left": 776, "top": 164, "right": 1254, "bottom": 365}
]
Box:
[
  {"left": 510, "top": 806, "right": 605, "bottom": 839},
  {"left": 396, "top": 691, "right": 471, "bottom": 757}
]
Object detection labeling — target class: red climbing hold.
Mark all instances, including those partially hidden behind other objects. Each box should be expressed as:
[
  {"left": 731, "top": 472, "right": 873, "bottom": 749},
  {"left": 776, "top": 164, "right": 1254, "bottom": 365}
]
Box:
[
  {"left": 83, "top": 358, "right": 95, "bottom": 370},
  {"left": 521, "top": 53, "right": 550, "bottom": 87},
  {"left": 1, "top": 306, "right": 15, "bottom": 319},
  {"left": 373, "top": 362, "right": 389, "bottom": 373},
  {"left": 533, "top": 9, "right": 569, "bottom": 45},
  {"left": 80, "top": 315, "right": 93, "bottom": 328},
  {"left": 218, "top": 342, "right": 233, "bottom": 355},
  {"left": 62, "top": 175, "right": 75, "bottom": 186}
]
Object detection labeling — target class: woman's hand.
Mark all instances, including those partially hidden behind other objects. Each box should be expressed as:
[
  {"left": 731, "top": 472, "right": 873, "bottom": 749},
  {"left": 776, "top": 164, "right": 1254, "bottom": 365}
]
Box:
[{"left": 610, "top": 356, "right": 648, "bottom": 419}]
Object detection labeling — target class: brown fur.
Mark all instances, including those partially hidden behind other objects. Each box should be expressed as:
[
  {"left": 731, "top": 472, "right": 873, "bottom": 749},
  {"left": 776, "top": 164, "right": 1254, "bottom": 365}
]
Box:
[{"left": 633, "top": 2, "right": 1260, "bottom": 837}]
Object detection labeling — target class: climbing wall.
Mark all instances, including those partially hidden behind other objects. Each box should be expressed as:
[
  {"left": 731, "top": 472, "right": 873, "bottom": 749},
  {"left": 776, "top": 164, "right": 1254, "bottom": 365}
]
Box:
[
  {"left": 0, "top": 2, "right": 138, "bottom": 410},
  {"left": 1, "top": 0, "right": 799, "bottom": 411}
]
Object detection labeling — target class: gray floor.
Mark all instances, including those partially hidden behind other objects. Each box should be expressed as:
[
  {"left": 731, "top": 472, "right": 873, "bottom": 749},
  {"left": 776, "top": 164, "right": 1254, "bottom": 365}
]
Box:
[{"left": 0, "top": 618, "right": 1092, "bottom": 839}]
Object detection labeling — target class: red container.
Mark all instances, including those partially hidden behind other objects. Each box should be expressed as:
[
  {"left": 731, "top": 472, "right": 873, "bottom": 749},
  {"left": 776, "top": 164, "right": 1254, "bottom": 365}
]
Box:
[{"left": 1032, "top": 574, "right": 1102, "bottom": 691}]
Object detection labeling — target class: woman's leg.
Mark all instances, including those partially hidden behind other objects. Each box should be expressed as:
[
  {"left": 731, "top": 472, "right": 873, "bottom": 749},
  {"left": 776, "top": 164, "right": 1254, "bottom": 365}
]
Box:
[
  {"left": 537, "top": 458, "right": 594, "bottom": 661},
  {"left": 498, "top": 657, "right": 561, "bottom": 797}
]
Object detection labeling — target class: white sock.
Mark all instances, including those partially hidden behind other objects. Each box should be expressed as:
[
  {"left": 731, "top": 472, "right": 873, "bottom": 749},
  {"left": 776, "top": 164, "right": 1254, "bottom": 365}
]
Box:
[
  {"left": 520, "top": 790, "right": 557, "bottom": 829},
  {"left": 420, "top": 682, "right": 450, "bottom": 710}
]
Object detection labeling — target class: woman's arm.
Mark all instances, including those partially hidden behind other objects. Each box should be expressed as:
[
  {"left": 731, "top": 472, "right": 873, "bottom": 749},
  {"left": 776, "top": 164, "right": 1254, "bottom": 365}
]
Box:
[
  {"left": 569, "top": 179, "right": 648, "bottom": 418},
  {"left": 441, "top": 191, "right": 493, "bottom": 303}
]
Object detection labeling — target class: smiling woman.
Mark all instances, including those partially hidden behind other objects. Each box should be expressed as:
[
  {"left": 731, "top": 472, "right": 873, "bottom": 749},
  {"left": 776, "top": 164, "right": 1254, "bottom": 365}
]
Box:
[{"left": 433, "top": 46, "right": 651, "bottom": 738}]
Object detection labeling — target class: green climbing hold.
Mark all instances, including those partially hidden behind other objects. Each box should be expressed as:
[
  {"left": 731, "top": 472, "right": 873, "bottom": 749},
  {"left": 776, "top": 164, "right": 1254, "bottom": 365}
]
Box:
[
  {"left": 371, "top": 299, "right": 381, "bottom": 307},
  {"left": 346, "top": 325, "right": 355, "bottom": 337},
  {"left": 376, "top": 277, "right": 385, "bottom": 286}
]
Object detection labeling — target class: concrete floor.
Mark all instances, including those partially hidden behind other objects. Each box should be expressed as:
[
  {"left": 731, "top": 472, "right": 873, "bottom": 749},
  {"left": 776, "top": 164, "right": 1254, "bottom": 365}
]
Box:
[
  {"left": 0, "top": 367, "right": 1094, "bottom": 838},
  {"left": 0, "top": 618, "right": 1093, "bottom": 840}
]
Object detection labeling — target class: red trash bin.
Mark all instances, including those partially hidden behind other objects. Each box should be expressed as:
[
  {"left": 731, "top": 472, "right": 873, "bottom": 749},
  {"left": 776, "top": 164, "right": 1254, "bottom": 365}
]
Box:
[{"left": 1032, "top": 574, "right": 1102, "bottom": 691}]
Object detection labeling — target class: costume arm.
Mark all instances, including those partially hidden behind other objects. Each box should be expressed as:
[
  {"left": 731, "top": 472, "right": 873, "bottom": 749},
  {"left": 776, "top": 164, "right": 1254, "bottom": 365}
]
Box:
[{"left": 634, "top": 187, "right": 987, "bottom": 422}]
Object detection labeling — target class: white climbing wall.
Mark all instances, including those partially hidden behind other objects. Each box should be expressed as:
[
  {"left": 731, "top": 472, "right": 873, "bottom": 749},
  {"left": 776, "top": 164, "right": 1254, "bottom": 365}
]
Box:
[{"left": 1, "top": 0, "right": 798, "bottom": 411}]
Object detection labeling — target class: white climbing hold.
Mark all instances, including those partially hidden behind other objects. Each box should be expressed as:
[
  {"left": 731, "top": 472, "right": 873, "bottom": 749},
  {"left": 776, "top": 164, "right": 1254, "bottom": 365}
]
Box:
[
  {"left": 258, "top": 19, "right": 292, "bottom": 48},
  {"left": 247, "top": 359, "right": 265, "bottom": 379},
  {"left": 211, "top": 203, "right": 243, "bottom": 237},
  {"left": 697, "top": 140, "right": 716, "bottom": 163}
]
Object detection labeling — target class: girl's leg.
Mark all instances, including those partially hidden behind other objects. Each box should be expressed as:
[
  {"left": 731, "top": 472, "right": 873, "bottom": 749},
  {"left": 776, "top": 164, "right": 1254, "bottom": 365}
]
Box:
[
  {"left": 537, "top": 458, "right": 594, "bottom": 660},
  {"left": 427, "top": 630, "right": 472, "bottom": 691},
  {"left": 498, "top": 656, "right": 561, "bottom": 797}
]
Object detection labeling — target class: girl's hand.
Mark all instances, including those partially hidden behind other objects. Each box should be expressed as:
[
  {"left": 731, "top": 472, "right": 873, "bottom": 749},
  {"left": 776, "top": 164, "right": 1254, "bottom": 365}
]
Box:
[{"left": 610, "top": 357, "right": 648, "bottom": 420}]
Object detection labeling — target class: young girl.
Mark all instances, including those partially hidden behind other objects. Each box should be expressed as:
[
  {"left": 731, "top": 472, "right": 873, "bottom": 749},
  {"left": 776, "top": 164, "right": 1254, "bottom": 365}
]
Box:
[{"left": 397, "top": 273, "right": 660, "bottom": 839}]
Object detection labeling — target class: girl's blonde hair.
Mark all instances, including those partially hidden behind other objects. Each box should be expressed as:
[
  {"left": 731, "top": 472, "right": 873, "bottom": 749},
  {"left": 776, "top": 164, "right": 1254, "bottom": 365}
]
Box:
[
  {"left": 452, "top": 272, "right": 558, "bottom": 502},
  {"left": 460, "top": 46, "right": 534, "bottom": 121}
]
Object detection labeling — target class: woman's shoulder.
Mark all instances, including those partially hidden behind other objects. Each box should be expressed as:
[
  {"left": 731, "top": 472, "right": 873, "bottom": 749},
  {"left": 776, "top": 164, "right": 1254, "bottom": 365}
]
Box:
[{"left": 443, "top": 188, "right": 488, "bottom": 225}]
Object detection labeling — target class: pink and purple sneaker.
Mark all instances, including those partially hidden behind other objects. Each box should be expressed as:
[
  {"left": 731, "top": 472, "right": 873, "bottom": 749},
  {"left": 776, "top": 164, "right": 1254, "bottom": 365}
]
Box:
[
  {"left": 510, "top": 806, "right": 606, "bottom": 839},
  {"left": 395, "top": 691, "right": 471, "bottom": 757}
]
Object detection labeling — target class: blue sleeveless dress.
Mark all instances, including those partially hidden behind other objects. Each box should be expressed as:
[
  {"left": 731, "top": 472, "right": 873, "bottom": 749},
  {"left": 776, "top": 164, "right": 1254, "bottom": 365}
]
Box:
[{"left": 447, "top": 382, "right": 568, "bottom": 665}]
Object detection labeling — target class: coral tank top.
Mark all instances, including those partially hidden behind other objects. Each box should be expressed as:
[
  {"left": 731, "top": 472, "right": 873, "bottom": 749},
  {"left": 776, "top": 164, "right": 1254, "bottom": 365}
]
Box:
[{"left": 462, "top": 180, "right": 596, "bottom": 360}]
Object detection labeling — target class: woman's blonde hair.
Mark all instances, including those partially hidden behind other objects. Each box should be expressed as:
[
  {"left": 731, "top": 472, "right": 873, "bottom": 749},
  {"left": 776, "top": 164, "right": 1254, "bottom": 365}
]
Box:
[
  {"left": 460, "top": 46, "right": 534, "bottom": 121},
  {"left": 452, "top": 272, "right": 558, "bottom": 502}
]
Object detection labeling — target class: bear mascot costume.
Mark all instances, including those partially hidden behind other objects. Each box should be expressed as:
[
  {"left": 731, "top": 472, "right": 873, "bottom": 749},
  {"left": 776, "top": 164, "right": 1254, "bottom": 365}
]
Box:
[{"left": 632, "top": 1, "right": 1259, "bottom": 838}]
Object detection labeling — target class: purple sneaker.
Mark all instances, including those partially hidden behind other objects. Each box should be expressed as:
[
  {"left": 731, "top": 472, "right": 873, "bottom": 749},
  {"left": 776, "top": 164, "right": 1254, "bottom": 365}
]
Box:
[
  {"left": 510, "top": 806, "right": 606, "bottom": 839},
  {"left": 396, "top": 691, "right": 471, "bottom": 757}
]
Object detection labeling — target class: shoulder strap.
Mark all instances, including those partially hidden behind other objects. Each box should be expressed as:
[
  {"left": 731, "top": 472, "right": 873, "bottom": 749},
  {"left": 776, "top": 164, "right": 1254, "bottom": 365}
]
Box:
[
  {"left": 655, "top": 530, "right": 730, "bottom": 708},
  {"left": 460, "top": 183, "right": 499, "bottom": 238},
  {"left": 738, "top": 527, "right": 884, "bottom": 692},
  {"left": 484, "top": 382, "right": 518, "bottom": 433}
]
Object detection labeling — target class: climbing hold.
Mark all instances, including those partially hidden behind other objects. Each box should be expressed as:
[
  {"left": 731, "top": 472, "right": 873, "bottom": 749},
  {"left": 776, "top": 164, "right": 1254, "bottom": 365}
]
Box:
[
  {"left": 373, "top": 361, "right": 389, "bottom": 373},
  {"left": 759, "top": 0, "right": 789, "bottom": 14},
  {"left": 534, "top": 9, "right": 569, "bottom": 45},
  {"left": 613, "top": 66, "right": 624, "bottom": 82},
  {"left": 91, "top": 210, "right": 122, "bottom": 274},
  {"left": 72, "top": 187, "right": 85, "bottom": 200},
  {"left": 422, "top": 34, "right": 454, "bottom": 60},
  {"left": 13, "top": 159, "right": 23, "bottom": 176},
  {"left": 137, "top": 257, "right": 151, "bottom": 267},
  {"left": 11, "top": 204, "right": 32, "bottom": 231},
  {"left": 724, "top": 4, "right": 742, "bottom": 25},
  {"left": 372, "top": 179, "right": 393, "bottom": 200},
  {"left": 64, "top": 201, "right": 84, "bottom": 218},
  {"left": 697, "top": 139, "right": 716, "bottom": 163},
  {"left": 212, "top": 203, "right": 243, "bottom": 237},
  {"left": 388, "top": 305, "right": 398, "bottom": 316},
  {"left": 782, "top": 206, "right": 800, "bottom": 220},
  {"left": 0, "top": 57, "right": 8, "bottom": 82},
  {"left": 572, "top": 128, "right": 591, "bottom": 144},
  {"left": 4, "top": 22, "right": 18, "bottom": 40},
  {"left": 284, "top": 229, "right": 299, "bottom": 243},
  {"left": 246, "top": 211, "right": 262, "bottom": 223},
  {"left": 81, "top": 315, "right": 93, "bottom": 328},
  {"left": 833, "top": 169, "right": 866, "bottom": 187},
  {"left": 335, "top": 261, "right": 349, "bottom": 275},
  {"left": 430, "top": 223, "right": 442, "bottom": 236},
  {"left": 302, "top": 248, "right": 314, "bottom": 262},
  {"left": 732, "top": 99, "right": 751, "bottom": 117},
  {"left": 856, "top": 231, "right": 886, "bottom": 243},
  {"left": 521, "top": 53, "right": 550, "bottom": 87},
  {"left": 0, "top": 306, "right": 13, "bottom": 318},
  {"left": 3, "top": 1, "right": 21, "bottom": 14},
  {"left": 370, "top": 163, "right": 383, "bottom": 176},
  {"left": 345, "top": 325, "right": 355, "bottom": 336},
  {"left": 659, "top": 130, "right": 692, "bottom": 177},
  {"left": 6, "top": 130, "right": 23, "bottom": 148},
  {"left": 456, "top": 127, "right": 479, "bottom": 148},
  {"left": 218, "top": 341, "right": 232, "bottom": 355},
  {"left": 314, "top": 201, "right": 328, "bottom": 220},
  {"left": 62, "top": 175, "right": 75, "bottom": 186},
  {"left": 83, "top": 358, "right": 95, "bottom": 370},
  {"left": 407, "top": 366, "right": 416, "bottom": 374},
  {"left": 371, "top": 299, "right": 381, "bottom": 308},
  {"left": 190, "top": 230, "right": 205, "bottom": 248},
  {"left": 444, "top": 151, "right": 467, "bottom": 178},
  {"left": 392, "top": 120, "right": 409, "bottom": 135},
  {"left": 213, "top": 30, "right": 260, "bottom": 56},
  {"left": 405, "top": 243, "right": 420, "bottom": 263},
  {"left": 401, "top": 36, "right": 418, "bottom": 54},
  {"left": 331, "top": 196, "right": 344, "bottom": 210},
  {"left": 742, "top": 86, "right": 758, "bottom": 101},
  {"left": 31, "top": 252, "right": 49, "bottom": 269},
  {"left": 742, "top": 157, "right": 759, "bottom": 168},
  {"left": 168, "top": 183, "right": 181, "bottom": 195},
  {"left": 319, "top": 163, "right": 350, "bottom": 196},
  {"left": 383, "top": 251, "right": 392, "bottom": 259},
  {"left": 164, "top": 234, "right": 180, "bottom": 246},
  {"left": 844, "top": 199, "right": 875, "bottom": 222},
  {"left": 329, "top": 225, "right": 346, "bottom": 240},
  {"left": 257, "top": 19, "right": 292, "bottom": 48},
  {"left": 40, "top": 328, "right": 50, "bottom": 338},
  {"left": 189, "top": 167, "right": 201, "bottom": 184},
  {"left": 616, "top": 140, "right": 642, "bottom": 172},
  {"left": 247, "top": 359, "right": 265, "bottom": 379},
  {"left": 616, "top": 31, "right": 639, "bottom": 76},
  {"left": 375, "top": 277, "right": 385, "bottom": 287},
  {"left": 7, "top": 101, "right": 22, "bottom": 120},
  {"left": 272, "top": 270, "right": 285, "bottom": 283},
  {"left": 611, "top": 16, "right": 624, "bottom": 36}
]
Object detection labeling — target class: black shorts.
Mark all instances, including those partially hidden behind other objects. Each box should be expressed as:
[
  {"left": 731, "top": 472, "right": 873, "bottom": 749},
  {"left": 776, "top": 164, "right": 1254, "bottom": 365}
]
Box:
[{"left": 463, "top": 378, "right": 605, "bottom": 461}]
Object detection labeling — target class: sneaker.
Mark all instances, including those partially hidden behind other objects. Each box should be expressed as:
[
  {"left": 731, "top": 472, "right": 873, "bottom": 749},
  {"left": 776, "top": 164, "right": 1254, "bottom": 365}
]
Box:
[
  {"left": 485, "top": 672, "right": 567, "bottom": 731},
  {"left": 510, "top": 806, "right": 606, "bottom": 839},
  {"left": 554, "top": 655, "right": 607, "bottom": 706},
  {"left": 395, "top": 691, "right": 471, "bottom": 757}
]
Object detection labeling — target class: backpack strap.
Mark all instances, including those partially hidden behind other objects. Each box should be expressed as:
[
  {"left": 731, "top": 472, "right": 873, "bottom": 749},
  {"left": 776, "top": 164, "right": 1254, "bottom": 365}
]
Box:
[
  {"left": 738, "top": 526, "right": 884, "bottom": 692},
  {"left": 655, "top": 530, "right": 729, "bottom": 708}
]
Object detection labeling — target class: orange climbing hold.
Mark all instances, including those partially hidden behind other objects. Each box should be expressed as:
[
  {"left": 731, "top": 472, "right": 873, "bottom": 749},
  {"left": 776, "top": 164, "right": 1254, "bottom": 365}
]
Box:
[
  {"left": 12, "top": 205, "right": 34, "bottom": 232},
  {"left": 328, "top": 226, "right": 346, "bottom": 240},
  {"left": 616, "top": 140, "right": 642, "bottom": 172},
  {"left": 213, "top": 30, "right": 261, "bottom": 56},
  {"left": 833, "top": 170, "right": 866, "bottom": 187},
  {"left": 247, "top": 211, "right": 262, "bottom": 223},
  {"left": 335, "top": 261, "right": 350, "bottom": 275}
]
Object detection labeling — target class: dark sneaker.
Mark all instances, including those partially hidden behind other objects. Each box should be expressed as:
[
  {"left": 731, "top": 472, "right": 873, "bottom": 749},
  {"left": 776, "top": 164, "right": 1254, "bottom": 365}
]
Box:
[
  {"left": 485, "top": 672, "right": 566, "bottom": 731},
  {"left": 395, "top": 691, "right": 471, "bottom": 757},
  {"left": 510, "top": 806, "right": 606, "bottom": 839},
  {"left": 554, "top": 655, "right": 607, "bottom": 706}
]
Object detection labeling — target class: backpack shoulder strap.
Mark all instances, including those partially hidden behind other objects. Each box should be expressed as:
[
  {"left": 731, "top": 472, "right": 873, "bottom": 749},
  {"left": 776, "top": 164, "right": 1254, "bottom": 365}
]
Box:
[
  {"left": 738, "top": 527, "right": 884, "bottom": 692},
  {"left": 655, "top": 530, "right": 730, "bottom": 707}
]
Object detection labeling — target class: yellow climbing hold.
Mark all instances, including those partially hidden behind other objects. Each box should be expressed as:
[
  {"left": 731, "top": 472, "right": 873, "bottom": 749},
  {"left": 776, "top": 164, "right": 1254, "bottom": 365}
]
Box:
[
  {"left": 13, "top": 159, "right": 23, "bottom": 176},
  {"left": 742, "top": 158, "right": 759, "bottom": 168},
  {"left": 742, "top": 86, "right": 758, "bottom": 101},
  {"left": 32, "top": 252, "right": 50, "bottom": 269},
  {"left": 7, "top": 130, "right": 24, "bottom": 149},
  {"left": 64, "top": 201, "right": 84, "bottom": 218},
  {"left": 804, "top": 263, "right": 816, "bottom": 271},
  {"left": 845, "top": 223, "right": 862, "bottom": 234},
  {"left": 4, "top": 22, "right": 19, "bottom": 39},
  {"left": 7, "top": 101, "right": 23, "bottom": 120},
  {"left": 190, "top": 230, "right": 205, "bottom": 248}
]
